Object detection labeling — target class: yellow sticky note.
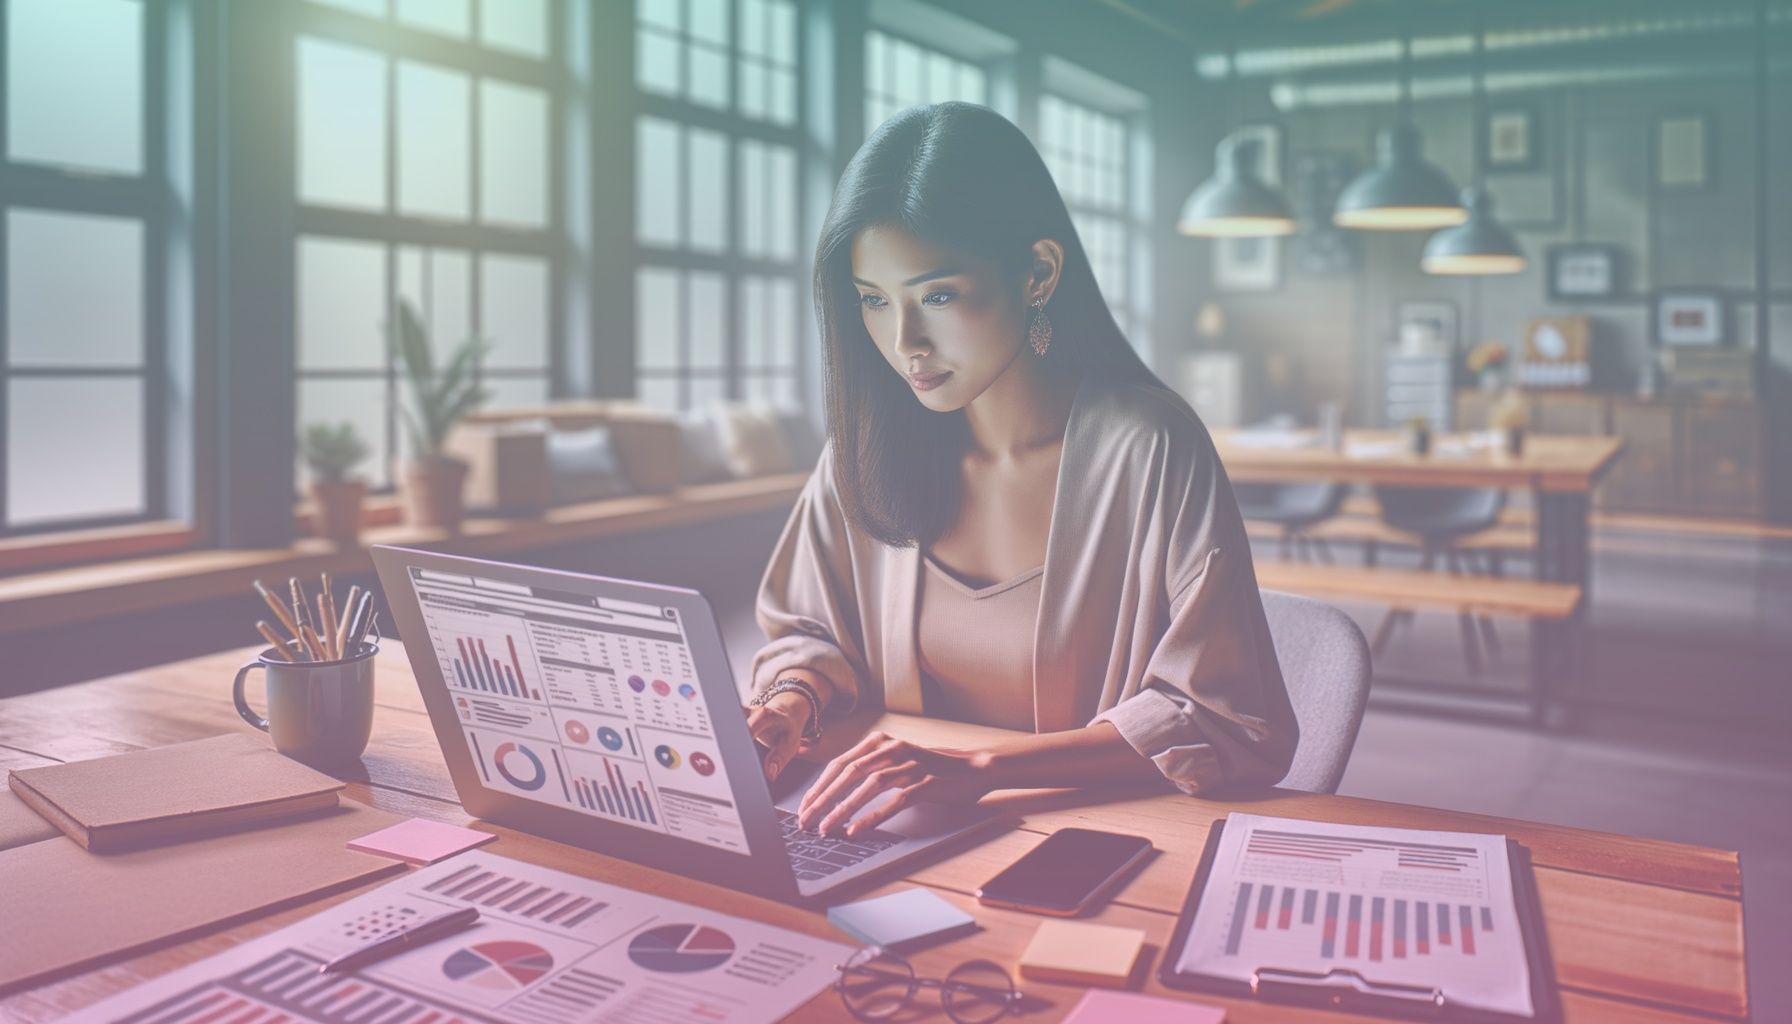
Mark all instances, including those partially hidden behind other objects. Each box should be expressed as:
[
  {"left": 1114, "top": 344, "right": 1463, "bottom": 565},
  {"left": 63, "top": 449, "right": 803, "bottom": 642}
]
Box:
[{"left": 1019, "top": 920, "right": 1146, "bottom": 987}]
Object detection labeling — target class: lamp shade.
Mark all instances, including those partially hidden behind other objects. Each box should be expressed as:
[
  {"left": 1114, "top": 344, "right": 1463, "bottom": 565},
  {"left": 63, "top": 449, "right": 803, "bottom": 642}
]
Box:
[
  {"left": 1422, "top": 189, "right": 1526, "bottom": 275},
  {"left": 1177, "top": 135, "right": 1295, "bottom": 238},
  {"left": 1333, "top": 123, "right": 1467, "bottom": 230}
]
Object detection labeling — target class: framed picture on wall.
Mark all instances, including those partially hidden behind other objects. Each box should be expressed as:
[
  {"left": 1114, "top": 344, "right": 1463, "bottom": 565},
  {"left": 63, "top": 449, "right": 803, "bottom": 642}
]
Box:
[
  {"left": 1233, "top": 122, "right": 1283, "bottom": 186},
  {"left": 1485, "top": 104, "right": 1540, "bottom": 173},
  {"left": 1654, "top": 112, "right": 1710, "bottom": 190},
  {"left": 1395, "top": 300, "right": 1458, "bottom": 353},
  {"left": 1214, "top": 235, "right": 1280, "bottom": 292},
  {"left": 1545, "top": 244, "right": 1622, "bottom": 301},
  {"left": 1653, "top": 288, "right": 1727, "bottom": 347}
]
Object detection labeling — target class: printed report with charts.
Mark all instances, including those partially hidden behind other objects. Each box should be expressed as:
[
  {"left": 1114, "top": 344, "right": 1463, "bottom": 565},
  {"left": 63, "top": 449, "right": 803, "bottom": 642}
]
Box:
[{"left": 1172, "top": 813, "right": 1539, "bottom": 1019}]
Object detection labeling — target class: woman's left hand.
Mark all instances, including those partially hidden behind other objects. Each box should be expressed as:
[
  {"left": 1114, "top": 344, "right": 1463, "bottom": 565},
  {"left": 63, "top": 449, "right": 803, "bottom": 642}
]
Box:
[{"left": 797, "top": 730, "right": 997, "bottom": 837}]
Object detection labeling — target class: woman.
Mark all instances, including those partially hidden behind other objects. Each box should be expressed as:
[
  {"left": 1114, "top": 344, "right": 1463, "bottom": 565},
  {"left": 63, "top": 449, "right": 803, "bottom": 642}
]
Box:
[{"left": 747, "top": 102, "right": 1296, "bottom": 839}]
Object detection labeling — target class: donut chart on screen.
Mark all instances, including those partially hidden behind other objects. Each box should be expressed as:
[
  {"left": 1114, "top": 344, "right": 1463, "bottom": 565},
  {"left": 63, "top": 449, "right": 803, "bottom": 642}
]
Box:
[
  {"left": 627, "top": 924, "right": 735, "bottom": 973},
  {"left": 562, "top": 720, "right": 590, "bottom": 744},
  {"left": 654, "top": 744, "right": 681, "bottom": 769},
  {"left": 493, "top": 742, "right": 547, "bottom": 791},
  {"left": 596, "top": 726, "right": 625, "bottom": 751},
  {"left": 627, "top": 675, "right": 647, "bottom": 693}
]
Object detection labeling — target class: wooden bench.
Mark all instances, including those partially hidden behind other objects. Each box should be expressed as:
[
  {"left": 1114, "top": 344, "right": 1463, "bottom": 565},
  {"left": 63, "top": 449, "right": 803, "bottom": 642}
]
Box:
[{"left": 1255, "top": 559, "right": 1583, "bottom": 725}]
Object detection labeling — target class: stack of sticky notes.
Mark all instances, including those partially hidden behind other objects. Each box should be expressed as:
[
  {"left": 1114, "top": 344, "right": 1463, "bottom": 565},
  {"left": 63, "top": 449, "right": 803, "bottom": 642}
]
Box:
[
  {"left": 827, "top": 888, "right": 979, "bottom": 950},
  {"left": 348, "top": 818, "right": 498, "bottom": 865},
  {"left": 1018, "top": 919, "right": 1147, "bottom": 987}
]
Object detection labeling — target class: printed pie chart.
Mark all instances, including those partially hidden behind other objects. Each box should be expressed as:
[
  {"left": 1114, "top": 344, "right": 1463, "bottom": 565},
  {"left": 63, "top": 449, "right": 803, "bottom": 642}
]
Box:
[
  {"left": 628, "top": 924, "right": 736, "bottom": 973},
  {"left": 442, "top": 941, "right": 554, "bottom": 990}
]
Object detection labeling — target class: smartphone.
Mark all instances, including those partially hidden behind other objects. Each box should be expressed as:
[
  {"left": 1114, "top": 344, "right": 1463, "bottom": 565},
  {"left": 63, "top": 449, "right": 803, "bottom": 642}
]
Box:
[{"left": 975, "top": 828, "right": 1153, "bottom": 916}]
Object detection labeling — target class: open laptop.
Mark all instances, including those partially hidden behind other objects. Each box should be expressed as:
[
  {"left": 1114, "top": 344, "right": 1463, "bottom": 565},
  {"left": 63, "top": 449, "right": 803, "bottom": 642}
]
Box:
[{"left": 371, "top": 544, "right": 1008, "bottom": 905}]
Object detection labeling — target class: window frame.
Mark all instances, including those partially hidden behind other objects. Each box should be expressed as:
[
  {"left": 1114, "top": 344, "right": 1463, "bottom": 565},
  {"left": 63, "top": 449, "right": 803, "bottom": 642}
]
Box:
[
  {"left": 290, "top": 0, "right": 566, "bottom": 493},
  {"left": 0, "top": 0, "right": 169, "bottom": 538},
  {"left": 632, "top": 0, "right": 807, "bottom": 412}
]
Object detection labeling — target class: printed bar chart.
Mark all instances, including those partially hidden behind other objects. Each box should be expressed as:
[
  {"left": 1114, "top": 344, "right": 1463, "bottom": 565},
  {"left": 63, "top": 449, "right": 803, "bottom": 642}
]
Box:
[
  {"left": 1228, "top": 882, "right": 1494, "bottom": 962},
  {"left": 450, "top": 635, "right": 542, "bottom": 700}
]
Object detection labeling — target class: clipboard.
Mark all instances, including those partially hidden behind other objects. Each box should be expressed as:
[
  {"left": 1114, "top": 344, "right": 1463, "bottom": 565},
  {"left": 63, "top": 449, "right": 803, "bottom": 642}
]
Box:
[{"left": 1157, "top": 817, "right": 1561, "bottom": 1023}]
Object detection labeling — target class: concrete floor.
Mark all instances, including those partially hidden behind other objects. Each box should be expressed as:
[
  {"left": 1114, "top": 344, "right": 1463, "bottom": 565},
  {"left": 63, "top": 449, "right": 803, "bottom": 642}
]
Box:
[{"left": 716, "top": 519, "right": 1792, "bottom": 1020}]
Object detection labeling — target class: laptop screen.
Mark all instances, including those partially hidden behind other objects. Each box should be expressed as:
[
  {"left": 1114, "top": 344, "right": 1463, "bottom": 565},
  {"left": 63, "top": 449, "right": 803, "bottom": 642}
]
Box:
[{"left": 405, "top": 566, "right": 752, "bottom": 856}]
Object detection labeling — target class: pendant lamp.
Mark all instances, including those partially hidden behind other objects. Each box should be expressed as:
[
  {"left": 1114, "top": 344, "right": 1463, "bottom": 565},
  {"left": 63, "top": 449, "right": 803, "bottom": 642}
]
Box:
[
  {"left": 1177, "top": 46, "right": 1294, "bottom": 238},
  {"left": 1422, "top": 25, "right": 1526, "bottom": 274},
  {"left": 1333, "top": 36, "right": 1465, "bottom": 231}
]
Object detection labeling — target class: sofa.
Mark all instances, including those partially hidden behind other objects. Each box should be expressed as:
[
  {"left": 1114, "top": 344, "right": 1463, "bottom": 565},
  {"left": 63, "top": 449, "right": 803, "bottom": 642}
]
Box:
[{"left": 446, "top": 400, "right": 825, "bottom": 516}]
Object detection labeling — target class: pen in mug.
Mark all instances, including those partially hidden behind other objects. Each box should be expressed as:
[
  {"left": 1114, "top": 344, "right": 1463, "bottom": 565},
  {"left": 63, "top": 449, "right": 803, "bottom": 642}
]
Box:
[
  {"left": 318, "top": 906, "right": 481, "bottom": 975},
  {"left": 252, "top": 581, "right": 305, "bottom": 652},
  {"left": 337, "top": 585, "right": 362, "bottom": 654},
  {"left": 254, "top": 620, "right": 294, "bottom": 662},
  {"left": 290, "top": 577, "right": 314, "bottom": 634}
]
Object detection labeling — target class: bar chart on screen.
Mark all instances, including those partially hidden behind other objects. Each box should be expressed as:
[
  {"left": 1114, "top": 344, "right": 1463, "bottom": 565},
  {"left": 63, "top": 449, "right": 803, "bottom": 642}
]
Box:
[{"left": 448, "top": 632, "right": 542, "bottom": 701}]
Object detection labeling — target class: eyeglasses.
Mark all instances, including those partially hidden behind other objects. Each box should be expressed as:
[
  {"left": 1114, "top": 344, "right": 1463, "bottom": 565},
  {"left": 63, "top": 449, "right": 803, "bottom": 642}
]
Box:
[{"left": 835, "top": 947, "right": 1025, "bottom": 1024}]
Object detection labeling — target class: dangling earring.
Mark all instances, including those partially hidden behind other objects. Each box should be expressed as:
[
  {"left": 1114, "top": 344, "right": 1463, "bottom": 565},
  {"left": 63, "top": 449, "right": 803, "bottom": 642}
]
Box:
[{"left": 1027, "top": 299, "right": 1053, "bottom": 357}]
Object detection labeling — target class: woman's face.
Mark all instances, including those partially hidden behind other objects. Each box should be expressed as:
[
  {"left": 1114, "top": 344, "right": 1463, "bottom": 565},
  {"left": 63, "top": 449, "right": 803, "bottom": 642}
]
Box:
[{"left": 850, "top": 224, "right": 1028, "bottom": 413}]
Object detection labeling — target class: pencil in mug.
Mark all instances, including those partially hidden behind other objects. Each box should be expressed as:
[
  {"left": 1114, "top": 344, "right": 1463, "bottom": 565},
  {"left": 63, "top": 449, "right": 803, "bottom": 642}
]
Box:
[
  {"left": 300, "top": 622, "right": 330, "bottom": 662},
  {"left": 290, "top": 578, "right": 314, "bottom": 634},
  {"left": 317, "top": 592, "right": 340, "bottom": 661},
  {"left": 321, "top": 573, "right": 338, "bottom": 628},
  {"left": 251, "top": 580, "right": 304, "bottom": 646},
  {"left": 337, "top": 585, "right": 362, "bottom": 655},
  {"left": 255, "top": 620, "right": 294, "bottom": 662}
]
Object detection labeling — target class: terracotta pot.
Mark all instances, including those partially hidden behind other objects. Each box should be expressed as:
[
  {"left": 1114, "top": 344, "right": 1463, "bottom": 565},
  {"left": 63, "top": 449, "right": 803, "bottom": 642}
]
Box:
[
  {"left": 400, "top": 456, "right": 470, "bottom": 531},
  {"left": 309, "top": 479, "right": 367, "bottom": 548}
]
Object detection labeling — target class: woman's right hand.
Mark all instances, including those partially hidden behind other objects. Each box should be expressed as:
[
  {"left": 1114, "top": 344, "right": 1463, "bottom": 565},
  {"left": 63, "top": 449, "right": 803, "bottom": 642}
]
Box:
[{"left": 746, "top": 691, "right": 813, "bottom": 782}]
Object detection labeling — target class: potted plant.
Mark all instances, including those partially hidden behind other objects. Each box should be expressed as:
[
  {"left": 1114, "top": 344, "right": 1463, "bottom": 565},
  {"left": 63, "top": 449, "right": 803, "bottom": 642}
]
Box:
[
  {"left": 301, "top": 422, "right": 370, "bottom": 547},
  {"left": 1491, "top": 390, "right": 1529, "bottom": 457},
  {"left": 1466, "top": 340, "right": 1510, "bottom": 392},
  {"left": 1404, "top": 415, "right": 1432, "bottom": 456},
  {"left": 391, "top": 300, "right": 491, "bottom": 531}
]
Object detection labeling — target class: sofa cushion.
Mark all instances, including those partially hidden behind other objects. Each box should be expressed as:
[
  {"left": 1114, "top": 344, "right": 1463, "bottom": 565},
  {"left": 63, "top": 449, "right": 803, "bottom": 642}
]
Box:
[
  {"left": 771, "top": 408, "right": 825, "bottom": 471},
  {"left": 678, "top": 413, "right": 736, "bottom": 485},
  {"left": 714, "top": 405, "right": 794, "bottom": 477},
  {"left": 546, "top": 426, "right": 633, "bottom": 505}
]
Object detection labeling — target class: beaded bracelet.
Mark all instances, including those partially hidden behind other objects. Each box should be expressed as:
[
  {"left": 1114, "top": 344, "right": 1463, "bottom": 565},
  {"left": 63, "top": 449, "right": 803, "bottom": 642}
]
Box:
[{"left": 749, "top": 676, "right": 824, "bottom": 744}]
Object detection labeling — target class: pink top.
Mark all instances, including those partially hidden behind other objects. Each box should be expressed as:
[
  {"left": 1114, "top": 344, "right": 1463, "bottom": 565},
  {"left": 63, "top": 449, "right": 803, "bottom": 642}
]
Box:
[{"left": 917, "top": 553, "right": 1043, "bottom": 732}]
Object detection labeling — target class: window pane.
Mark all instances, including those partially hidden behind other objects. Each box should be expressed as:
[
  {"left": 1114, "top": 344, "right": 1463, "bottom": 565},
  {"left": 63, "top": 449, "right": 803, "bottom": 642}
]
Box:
[
  {"left": 866, "top": 33, "right": 887, "bottom": 99},
  {"left": 297, "top": 38, "right": 387, "bottom": 210},
  {"left": 485, "top": 376, "right": 548, "bottom": 410},
  {"left": 739, "top": 277, "right": 765, "bottom": 365},
  {"left": 309, "top": 0, "right": 387, "bottom": 14},
  {"left": 298, "top": 378, "right": 390, "bottom": 488},
  {"left": 636, "top": 117, "right": 681, "bottom": 246},
  {"left": 768, "top": 276, "right": 797, "bottom": 364},
  {"left": 688, "top": 271, "right": 725, "bottom": 370},
  {"left": 688, "top": 0, "right": 728, "bottom": 45},
  {"left": 688, "top": 44, "right": 729, "bottom": 108},
  {"left": 480, "top": 80, "right": 547, "bottom": 227},
  {"left": 397, "top": 245, "right": 472, "bottom": 364},
  {"left": 297, "top": 236, "right": 386, "bottom": 371},
  {"left": 397, "top": 61, "right": 471, "bottom": 219},
  {"left": 740, "top": 0, "right": 766, "bottom": 57},
  {"left": 7, "top": 378, "right": 144, "bottom": 524},
  {"left": 739, "top": 63, "right": 766, "bottom": 121},
  {"left": 769, "top": 67, "right": 796, "bottom": 125},
  {"left": 689, "top": 375, "right": 725, "bottom": 409},
  {"left": 767, "top": 143, "right": 796, "bottom": 259},
  {"left": 396, "top": 0, "right": 469, "bottom": 37},
  {"left": 636, "top": 27, "right": 680, "bottom": 96},
  {"left": 636, "top": 0, "right": 680, "bottom": 32},
  {"left": 767, "top": 0, "right": 794, "bottom": 64},
  {"left": 479, "top": 0, "right": 546, "bottom": 57},
  {"left": 635, "top": 268, "right": 681, "bottom": 370},
  {"left": 637, "top": 375, "right": 679, "bottom": 411},
  {"left": 6, "top": 210, "right": 142, "bottom": 367},
  {"left": 743, "top": 372, "right": 795, "bottom": 406},
  {"left": 892, "top": 39, "right": 920, "bottom": 106},
  {"left": 738, "top": 141, "right": 765, "bottom": 256},
  {"left": 687, "top": 128, "right": 728, "bottom": 253},
  {"left": 6, "top": 0, "right": 142, "bottom": 174},
  {"left": 481, "top": 254, "right": 548, "bottom": 369}
]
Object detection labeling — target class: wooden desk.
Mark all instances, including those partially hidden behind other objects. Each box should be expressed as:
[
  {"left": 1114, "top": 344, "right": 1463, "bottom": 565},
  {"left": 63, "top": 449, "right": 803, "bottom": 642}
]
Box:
[
  {"left": 1214, "top": 430, "right": 1625, "bottom": 601},
  {"left": 0, "top": 644, "right": 1747, "bottom": 1023}
]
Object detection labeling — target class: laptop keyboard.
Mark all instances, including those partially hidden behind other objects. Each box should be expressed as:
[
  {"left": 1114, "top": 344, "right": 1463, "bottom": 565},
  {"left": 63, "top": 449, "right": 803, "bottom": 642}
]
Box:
[{"left": 778, "top": 809, "right": 901, "bottom": 881}]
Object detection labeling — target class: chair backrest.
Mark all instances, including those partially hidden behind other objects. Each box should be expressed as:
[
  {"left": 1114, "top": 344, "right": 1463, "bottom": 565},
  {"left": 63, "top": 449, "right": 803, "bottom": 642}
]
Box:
[
  {"left": 1261, "top": 589, "right": 1372, "bottom": 794},
  {"left": 1372, "top": 485, "right": 1506, "bottom": 536}
]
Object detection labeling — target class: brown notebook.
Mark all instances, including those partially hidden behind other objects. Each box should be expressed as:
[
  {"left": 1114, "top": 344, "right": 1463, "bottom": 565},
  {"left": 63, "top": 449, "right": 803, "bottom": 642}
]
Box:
[{"left": 6, "top": 733, "right": 346, "bottom": 851}]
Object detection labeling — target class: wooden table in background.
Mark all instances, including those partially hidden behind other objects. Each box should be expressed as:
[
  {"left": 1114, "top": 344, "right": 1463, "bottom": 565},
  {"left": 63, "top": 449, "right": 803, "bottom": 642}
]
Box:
[
  {"left": 1213, "top": 430, "right": 1625, "bottom": 599},
  {"left": 0, "top": 643, "right": 1747, "bottom": 1023}
]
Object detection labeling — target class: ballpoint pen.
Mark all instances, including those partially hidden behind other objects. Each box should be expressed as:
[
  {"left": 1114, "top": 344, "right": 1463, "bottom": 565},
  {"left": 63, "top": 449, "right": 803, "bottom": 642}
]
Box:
[{"left": 317, "top": 906, "right": 481, "bottom": 975}]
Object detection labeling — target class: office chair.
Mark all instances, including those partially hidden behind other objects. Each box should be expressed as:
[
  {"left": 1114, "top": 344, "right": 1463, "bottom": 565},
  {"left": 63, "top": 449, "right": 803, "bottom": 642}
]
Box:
[
  {"left": 1368, "top": 485, "right": 1507, "bottom": 673},
  {"left": 1262, "top": 589, "right": 1372, "bottom": 795},
  {"left": 1234, "top": 481, "right": 1351, "bottom": 563}
]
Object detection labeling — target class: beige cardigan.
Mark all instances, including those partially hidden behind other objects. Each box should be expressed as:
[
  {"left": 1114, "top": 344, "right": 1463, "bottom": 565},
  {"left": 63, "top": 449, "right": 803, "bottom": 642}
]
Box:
[{"left": 750, "top": 375, "right": 1299, "bottom": 794}]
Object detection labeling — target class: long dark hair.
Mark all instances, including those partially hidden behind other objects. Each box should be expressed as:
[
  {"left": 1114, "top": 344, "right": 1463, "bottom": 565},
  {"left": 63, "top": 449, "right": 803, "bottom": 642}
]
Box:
[{"left": 815, "top": 102, "right": 1160, "bottom": 548}]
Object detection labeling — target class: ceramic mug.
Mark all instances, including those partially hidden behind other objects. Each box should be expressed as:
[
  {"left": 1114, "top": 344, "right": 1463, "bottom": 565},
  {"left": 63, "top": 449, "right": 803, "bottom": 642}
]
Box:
[{"left": 233, "top": 640, "right": 378, "bottom": 762}]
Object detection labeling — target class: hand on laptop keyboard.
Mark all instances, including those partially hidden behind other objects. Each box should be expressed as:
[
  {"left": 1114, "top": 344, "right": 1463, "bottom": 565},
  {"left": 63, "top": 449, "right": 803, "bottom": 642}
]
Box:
[{"left": 778, "top": 809, "right": 900, "bottom": 881}]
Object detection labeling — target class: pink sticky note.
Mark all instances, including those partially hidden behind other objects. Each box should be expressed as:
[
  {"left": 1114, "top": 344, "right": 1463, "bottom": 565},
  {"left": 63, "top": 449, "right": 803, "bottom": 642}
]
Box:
[
  {"left": 348, "top": 818, "right": 498, "bottom": 865},
  {"left": 1062, "top": 990, "right": 1226, "bottom": 1024}
]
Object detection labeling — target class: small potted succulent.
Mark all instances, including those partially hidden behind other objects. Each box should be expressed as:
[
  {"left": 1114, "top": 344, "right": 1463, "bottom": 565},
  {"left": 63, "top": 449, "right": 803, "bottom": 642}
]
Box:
[
  {"left": 1466, "top": 340, "right": 1510, "bottom": 392},
  {"left": 1404, "top": 415, "right": 1432, "bottom": 456},
  {"left": 302, "top": 422, "right": 370, "bottom": 547},
  {"left": 1491, "top": 390, "right": 1529, "bottom": 458},
  {"left": 391, "top": 300, "right": 491, "bottom": 531}
]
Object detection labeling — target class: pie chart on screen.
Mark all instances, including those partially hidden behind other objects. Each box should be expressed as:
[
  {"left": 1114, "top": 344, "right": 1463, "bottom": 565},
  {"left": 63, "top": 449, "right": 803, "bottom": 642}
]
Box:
[
  {"left": 563, "top": 720, "right": 590, "bottom": 744},
  {"left": 442, "top": 941, "right": 554, "bottom": 990},
  {"left": 628, "top": 924, "right": 736, "bottom": 973}
]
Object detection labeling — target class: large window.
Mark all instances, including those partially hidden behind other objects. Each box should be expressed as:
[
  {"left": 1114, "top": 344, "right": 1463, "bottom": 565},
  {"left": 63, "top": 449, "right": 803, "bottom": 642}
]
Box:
[
  {"left": 1038, "top": 83, "right": 1146, "bottom": 346},
  {"left": 863, "top": 29, "right": 988, "bottom": 135},
  {"left": 0, "top": 0, "right": 160, "bottom": 534},
  {"left": 634, "top": 0, "right": 803, "bottom": 412},
  {"left": 293, "top": 0, "right": 559, "bottom": 488}
]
